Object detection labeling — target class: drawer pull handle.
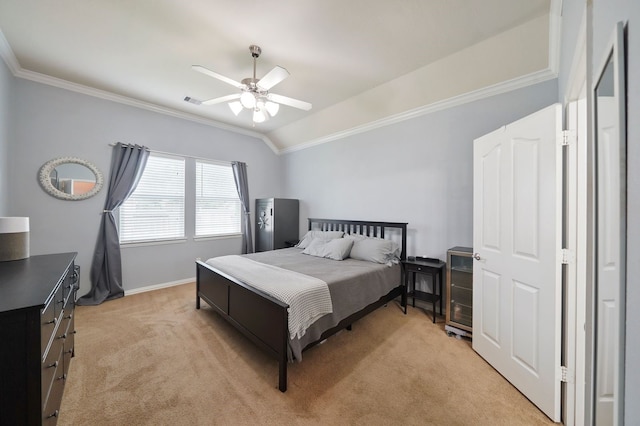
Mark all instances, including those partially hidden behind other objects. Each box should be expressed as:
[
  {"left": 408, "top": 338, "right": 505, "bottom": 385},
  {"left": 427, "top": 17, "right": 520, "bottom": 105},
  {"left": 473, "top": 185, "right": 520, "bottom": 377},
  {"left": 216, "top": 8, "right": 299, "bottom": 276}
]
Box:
[
  {"left": 47, "top": 361, "right": 59, "bottom": 369},
  {"left": 45, "top": 318, "right": 57, "bottom": 325},
  {"left": 57, "top": 299, "right": 64, "bottom": 304},
  {"left": 58, "top": 333, "right": 67, "bottom": 340},
  {"left": 66, "top": 348, "right": 74, "bottom": 354},
  {"left": 64, "top": 313, "right": 73, "bottom": 319},
  {"left": 46, "top": 410, "right": 59, "bottom": 419},
  {"left": 57, "top": 373, "right": 67, "bottom": 381}
]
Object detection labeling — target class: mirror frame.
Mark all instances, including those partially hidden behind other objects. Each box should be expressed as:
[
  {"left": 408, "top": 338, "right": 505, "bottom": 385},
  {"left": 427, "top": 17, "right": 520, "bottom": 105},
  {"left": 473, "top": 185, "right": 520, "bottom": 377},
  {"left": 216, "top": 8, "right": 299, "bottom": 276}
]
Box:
[
  {"left": 38, "top": 156, "right": 104, "bottom": 201},
  {"left": 592, "top": 21, "right": 626, "bottom": 424}
]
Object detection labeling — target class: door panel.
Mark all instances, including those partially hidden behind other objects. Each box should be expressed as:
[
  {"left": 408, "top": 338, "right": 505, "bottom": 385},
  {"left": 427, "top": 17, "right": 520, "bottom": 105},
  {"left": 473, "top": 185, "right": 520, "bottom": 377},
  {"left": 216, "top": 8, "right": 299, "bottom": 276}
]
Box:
[
  {"left": 480, "top": 270, "right": 501, "bottom": 345},
  {"left": 473, "top": 103, "right": 562, "bottom": 421},
  {"left": 595, "top": 97, "right": 620, "bottom": 424}
]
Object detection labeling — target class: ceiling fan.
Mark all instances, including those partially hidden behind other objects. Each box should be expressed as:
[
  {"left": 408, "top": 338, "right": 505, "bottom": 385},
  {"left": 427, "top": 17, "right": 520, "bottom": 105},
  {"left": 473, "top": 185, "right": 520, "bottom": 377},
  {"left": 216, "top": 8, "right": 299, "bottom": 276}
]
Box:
[{"left": 186, "top": 45, "right": 312, "bottom": 124}]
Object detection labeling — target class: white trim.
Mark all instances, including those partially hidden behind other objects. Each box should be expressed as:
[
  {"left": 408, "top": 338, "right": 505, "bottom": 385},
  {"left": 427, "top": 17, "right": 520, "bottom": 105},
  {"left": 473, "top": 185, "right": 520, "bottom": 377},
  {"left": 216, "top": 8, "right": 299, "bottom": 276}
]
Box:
[
  {"left": 124, "top": 278, "right": 194, "bottom": 296},
  {"left": 0, "top": 28, "right": 280, "bottom": 155},
  {"left": 2, "top": 15, "right": 561, "bottom": 157},
  {"left": 15, "top": 68, "right": 279, "bottom": 147},
  {"left": 279, "top": 68, "right": 557, "bottom": 154},
  {"left": 0, "top": 28, "right": 20, "bottom": 74},
  {"left": 564, "top": 8, "right": 587, "bottom": 104},
  {"left": 548, "top": 0, "right": 563, "bottom": 76}
]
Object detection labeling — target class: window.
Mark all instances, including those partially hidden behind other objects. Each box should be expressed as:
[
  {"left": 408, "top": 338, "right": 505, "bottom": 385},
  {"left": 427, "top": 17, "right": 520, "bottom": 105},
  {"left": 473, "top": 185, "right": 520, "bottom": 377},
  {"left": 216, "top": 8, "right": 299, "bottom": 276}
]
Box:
[
  {"left": 119, "top": 154, "right": 185, "bottom": 243},
  {"left": 195, "top": 160, "right": 241, "bottom": 237}
]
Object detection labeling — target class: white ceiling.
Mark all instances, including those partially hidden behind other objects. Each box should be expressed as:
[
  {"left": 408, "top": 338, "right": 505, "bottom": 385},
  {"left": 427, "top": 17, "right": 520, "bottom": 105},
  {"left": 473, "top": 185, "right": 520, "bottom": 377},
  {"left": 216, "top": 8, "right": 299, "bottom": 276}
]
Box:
[{"left": 0, "top": 0, "right": 553, "bottom": 152}]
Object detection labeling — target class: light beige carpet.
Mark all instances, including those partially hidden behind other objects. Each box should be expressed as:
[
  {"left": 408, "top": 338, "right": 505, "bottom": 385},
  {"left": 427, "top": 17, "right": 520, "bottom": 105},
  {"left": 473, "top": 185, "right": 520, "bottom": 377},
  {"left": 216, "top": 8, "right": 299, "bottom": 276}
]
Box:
[{"left": 59, "top": 283, "right": 555, "bottom": 425}]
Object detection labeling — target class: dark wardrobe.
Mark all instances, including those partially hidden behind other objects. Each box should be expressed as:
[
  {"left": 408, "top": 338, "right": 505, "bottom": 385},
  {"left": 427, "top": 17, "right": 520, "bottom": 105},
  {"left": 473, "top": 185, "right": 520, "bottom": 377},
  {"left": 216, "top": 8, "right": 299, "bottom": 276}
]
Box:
[{"left": 255, "top": 198, "right": 299, "bottom": 252}]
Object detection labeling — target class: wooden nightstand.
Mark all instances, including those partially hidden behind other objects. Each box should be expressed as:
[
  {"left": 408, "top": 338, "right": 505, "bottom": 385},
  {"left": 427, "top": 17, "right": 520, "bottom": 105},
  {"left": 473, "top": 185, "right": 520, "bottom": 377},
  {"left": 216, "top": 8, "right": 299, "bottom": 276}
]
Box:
[{"left": 402, "top": 258, "right": 446, "bottom": 323}]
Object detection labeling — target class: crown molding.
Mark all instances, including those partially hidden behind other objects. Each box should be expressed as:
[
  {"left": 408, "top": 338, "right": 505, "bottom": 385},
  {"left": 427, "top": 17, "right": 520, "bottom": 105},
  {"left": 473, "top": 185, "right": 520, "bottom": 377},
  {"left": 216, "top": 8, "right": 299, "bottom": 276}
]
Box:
[
  {"left": 2, "top": 9, "right": 562, "bottom": 157},
  {"left": 279, "top": 67, "right": 557, "bottom": 155},
  {"left": 15, "top": 68, "right": 278, "bottom": 150},
  {"left": 0, "top": 27, "right": 279, "bottom": 154},
  {"left": 0, "top": 28, "right": 20, "bottom": 75},
  {"left": 278, "top": 6, "right": 562, "bottom": 155}
]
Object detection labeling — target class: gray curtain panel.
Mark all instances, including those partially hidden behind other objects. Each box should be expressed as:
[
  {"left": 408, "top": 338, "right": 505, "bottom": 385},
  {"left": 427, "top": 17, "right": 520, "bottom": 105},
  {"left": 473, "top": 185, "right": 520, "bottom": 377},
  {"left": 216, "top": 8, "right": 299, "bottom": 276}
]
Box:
[
  {"left": 77, "top": 143, "right": 150, "bottom": 305},
  {"left": 231, "top": 161, "right": 254, "bottom": 254}
]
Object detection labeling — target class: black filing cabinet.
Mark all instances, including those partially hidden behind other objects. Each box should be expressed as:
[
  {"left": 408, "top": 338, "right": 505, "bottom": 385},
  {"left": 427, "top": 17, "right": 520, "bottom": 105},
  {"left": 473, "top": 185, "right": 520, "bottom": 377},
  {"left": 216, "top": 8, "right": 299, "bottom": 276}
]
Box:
[{"left": 255, "top": 198, "right": 299, "bottom": 252}]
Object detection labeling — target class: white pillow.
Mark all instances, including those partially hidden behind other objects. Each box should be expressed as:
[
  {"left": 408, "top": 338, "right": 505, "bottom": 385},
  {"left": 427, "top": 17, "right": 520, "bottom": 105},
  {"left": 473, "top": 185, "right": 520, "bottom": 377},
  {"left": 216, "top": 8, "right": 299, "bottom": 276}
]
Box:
[
  {"left": 302, "top": 237, "right": 354, "bottom": 260},
  {"left": 296, "top": 230, "right": 344, "bottom": 249},
  {"left": 345, "top": 235, "right": 401, "bottom": 265}
]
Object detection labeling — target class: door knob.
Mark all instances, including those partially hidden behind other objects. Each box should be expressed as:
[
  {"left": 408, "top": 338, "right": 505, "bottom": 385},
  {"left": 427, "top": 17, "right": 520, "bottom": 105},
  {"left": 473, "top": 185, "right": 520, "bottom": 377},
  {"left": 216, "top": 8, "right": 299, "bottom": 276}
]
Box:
[{"left": 473, "top": 253, "right": 482, "bottom": 261}]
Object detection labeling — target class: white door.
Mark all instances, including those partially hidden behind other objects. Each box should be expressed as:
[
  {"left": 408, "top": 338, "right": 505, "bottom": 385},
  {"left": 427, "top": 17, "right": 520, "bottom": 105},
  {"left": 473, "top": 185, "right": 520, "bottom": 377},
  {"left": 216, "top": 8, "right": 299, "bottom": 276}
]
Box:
[
  {"left": 594, "top": 96, "right": 623, "bottom": 425},
  {"left": 472, "top": 104, "right": 562, "bottom": 421}
]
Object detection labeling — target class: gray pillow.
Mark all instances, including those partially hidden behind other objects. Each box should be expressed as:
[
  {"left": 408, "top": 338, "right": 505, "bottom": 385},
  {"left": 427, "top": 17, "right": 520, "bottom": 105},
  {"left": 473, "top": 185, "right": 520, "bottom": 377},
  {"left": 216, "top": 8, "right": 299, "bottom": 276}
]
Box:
[
  {"left": 302, "top": 237, "right": 354, "bottom": 260},
  {"left": 296, "top": 230, "right": 344, "bottom": 249},
  {"left": 346, "top": 235, "right": 401, "bottom": 265}
]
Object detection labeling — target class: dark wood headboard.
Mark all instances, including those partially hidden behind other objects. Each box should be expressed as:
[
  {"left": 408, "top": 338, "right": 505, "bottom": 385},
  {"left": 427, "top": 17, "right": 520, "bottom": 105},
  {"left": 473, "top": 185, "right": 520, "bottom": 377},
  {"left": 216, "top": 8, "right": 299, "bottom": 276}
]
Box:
[{"left": 307, "top": 218, "right": 408, "bottom": 261}]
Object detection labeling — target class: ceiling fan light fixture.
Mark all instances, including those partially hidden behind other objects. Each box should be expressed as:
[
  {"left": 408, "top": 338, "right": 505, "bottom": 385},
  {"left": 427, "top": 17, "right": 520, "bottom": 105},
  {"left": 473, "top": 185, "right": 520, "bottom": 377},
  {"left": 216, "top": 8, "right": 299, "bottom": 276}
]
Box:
[
  {"left": 265, "top": 101, "right": 280, "bottom": 117},
  {"left": 192, "top": 45, "right": 311, "bottom": 125},
  {"left": 253, "top": 108, "right": 266, "bottom": 123},
  {"left": 228, "top": 101, "right": 243, "bottom": 116},
  {"left": 240, "top": 91, "right": 256, "bottom": 109}
]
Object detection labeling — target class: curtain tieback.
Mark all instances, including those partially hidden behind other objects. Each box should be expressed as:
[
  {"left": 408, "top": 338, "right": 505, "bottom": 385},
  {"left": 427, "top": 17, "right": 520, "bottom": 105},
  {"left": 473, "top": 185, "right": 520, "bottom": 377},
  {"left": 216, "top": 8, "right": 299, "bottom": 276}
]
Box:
[{"left": 103, "top": 209, "right": 113, "bottom": 213}]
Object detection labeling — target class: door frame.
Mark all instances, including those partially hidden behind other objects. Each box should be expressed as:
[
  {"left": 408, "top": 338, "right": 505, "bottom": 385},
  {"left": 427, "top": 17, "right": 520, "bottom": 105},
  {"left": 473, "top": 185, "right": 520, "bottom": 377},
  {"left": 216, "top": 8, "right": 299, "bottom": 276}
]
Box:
[{"left": 562, "top": 7, "right": 587, "bottom": 425}]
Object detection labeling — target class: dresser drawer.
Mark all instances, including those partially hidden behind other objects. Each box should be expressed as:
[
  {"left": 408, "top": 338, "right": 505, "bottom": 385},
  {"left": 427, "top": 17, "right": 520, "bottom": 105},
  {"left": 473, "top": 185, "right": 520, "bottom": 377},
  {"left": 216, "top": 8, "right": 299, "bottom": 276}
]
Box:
[
  {"left": 62, "top": 309, "right": 75, "bottom": 376},
  {"left": 42, "top": 283, "right": 65, "bottom": 354},
  {"left": 42, "top": 359, "right": 66, "bottom": 425},
  {"left": 62, "top": 265, "right": 76, "bottom": 305},
  {"left": 42, "top": 341, "right": 64, "bottom": 414}
]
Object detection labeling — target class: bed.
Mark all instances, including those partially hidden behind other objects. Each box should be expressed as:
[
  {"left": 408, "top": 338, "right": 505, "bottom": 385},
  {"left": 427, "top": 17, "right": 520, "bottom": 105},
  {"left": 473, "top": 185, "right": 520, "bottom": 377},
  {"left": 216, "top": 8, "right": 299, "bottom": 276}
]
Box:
[{"left": 195, "top": 218, "right": 408, "bottom": 392}]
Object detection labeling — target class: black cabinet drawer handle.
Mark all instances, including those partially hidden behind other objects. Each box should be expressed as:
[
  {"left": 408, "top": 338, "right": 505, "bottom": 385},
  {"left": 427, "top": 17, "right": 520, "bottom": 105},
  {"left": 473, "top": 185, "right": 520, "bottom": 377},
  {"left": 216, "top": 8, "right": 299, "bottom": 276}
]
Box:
[
  {"left": 57, "top": 333, "right": 67, "bottom": 340},
  {"left": 46, "top": 410, "right": 59, "bottom": 419},
  {"left": 47, "top": 360, "right": 59, "bottom": 369},
  {"left": 65, "top": 347, "right": 74, "bottom": 355},
  {"left": 64, "top": 313, "right": 73, "bottom": 320},
  {"left": 57, "top": 373, "right": 67, "bottom": 381},
  {"left": 45, "top": 318, "right": 57, "bottom": 325}
]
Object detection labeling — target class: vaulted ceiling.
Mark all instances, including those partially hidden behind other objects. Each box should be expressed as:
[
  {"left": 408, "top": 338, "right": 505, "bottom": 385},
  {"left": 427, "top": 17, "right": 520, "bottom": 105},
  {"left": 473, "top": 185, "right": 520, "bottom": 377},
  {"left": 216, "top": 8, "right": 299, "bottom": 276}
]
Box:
[{"left": 0, "top": 0, "right": 556, "bottom": 153}]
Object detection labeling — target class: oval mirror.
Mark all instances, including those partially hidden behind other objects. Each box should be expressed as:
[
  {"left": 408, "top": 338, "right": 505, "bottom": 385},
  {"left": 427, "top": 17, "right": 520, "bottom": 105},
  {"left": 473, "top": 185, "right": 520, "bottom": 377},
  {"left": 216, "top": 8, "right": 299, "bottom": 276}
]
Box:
[{"left": 38, "top": 157, "right": 104, "bottom": 201}]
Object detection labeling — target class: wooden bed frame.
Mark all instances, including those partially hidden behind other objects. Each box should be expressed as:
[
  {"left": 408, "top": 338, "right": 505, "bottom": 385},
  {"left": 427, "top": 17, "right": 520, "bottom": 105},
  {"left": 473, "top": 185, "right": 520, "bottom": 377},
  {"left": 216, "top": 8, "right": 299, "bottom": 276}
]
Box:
[{"left": 195, "top": 218, "right": 408, "bottom": 392}]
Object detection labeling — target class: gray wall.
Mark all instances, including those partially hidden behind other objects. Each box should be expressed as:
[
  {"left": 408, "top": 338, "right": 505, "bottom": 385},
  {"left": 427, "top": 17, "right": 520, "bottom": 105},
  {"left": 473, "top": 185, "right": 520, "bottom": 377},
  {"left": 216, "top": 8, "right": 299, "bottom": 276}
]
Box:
[
  {"left": 590, "top": 0, "right": 640, "bottom": 421},
  {"left": 7, "top": 78, "right": 281, "bottom": 295},
  {"left": 0, "top": 58, "right": 10, "bottom": 215},
  {"left": 281, "top": 79, "right": 558, "bottom": 265}
]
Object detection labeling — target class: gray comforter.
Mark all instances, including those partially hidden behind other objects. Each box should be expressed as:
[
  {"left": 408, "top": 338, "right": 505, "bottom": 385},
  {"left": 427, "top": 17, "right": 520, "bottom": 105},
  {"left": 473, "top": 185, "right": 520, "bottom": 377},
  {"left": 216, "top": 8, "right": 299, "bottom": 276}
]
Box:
[{"left": 242, "top": 247, "right": 401, "bottom": 361}]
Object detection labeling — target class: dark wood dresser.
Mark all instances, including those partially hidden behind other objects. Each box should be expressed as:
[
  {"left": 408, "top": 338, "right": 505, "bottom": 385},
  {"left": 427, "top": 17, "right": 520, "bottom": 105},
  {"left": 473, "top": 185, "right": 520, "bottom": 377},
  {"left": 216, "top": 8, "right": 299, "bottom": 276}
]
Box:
[{"left": 0, "top": 252, "right": 78, "bottom": 425}]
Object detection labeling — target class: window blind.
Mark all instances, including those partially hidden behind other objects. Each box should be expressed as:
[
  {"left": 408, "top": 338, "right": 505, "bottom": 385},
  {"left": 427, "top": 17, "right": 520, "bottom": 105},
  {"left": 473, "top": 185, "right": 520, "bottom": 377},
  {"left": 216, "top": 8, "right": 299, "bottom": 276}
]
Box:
[
  {"left": 119, "top": 154, "right": 185, "bottom": 243},
  {"left": 195, "top": 160, "right": 241, "bottom": 237}
]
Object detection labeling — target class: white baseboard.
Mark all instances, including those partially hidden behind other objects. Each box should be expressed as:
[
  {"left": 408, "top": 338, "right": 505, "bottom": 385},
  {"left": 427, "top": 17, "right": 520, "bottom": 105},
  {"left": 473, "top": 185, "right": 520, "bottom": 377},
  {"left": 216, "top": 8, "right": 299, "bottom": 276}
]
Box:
[{"left": 124, "top": 277, "right": 195, "bottom": 296}]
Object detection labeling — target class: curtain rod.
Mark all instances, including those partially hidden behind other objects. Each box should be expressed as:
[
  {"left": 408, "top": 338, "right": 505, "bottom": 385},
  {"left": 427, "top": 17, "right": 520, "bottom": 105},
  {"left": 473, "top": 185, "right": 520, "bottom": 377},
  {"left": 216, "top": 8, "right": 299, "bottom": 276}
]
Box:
[{"left": 107, "top": 143, "right": 241, "bottom": 165}]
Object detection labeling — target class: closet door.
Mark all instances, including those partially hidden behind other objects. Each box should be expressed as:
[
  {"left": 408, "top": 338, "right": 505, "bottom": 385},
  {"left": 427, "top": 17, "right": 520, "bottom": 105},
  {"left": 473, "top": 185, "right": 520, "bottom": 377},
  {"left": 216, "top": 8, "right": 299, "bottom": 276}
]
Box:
[{"left": 472, "top": 104, "right": 562, "bottom": 421}]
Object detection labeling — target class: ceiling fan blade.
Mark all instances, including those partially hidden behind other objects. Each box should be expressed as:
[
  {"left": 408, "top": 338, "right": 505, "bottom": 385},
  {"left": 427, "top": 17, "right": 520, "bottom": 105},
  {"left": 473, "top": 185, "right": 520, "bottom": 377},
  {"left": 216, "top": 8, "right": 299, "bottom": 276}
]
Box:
[
  {"left": 192, "top": 65, "right": 244, "bottom": 89},
  {"left": 267, "top": 93, "right": 312, "bottom": 111},
  {"left": 201, "top": 93, "right": 241, "bottom": 106},
  {"left": 257, "top": 66, "right": 289, "bottom": 91}
]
